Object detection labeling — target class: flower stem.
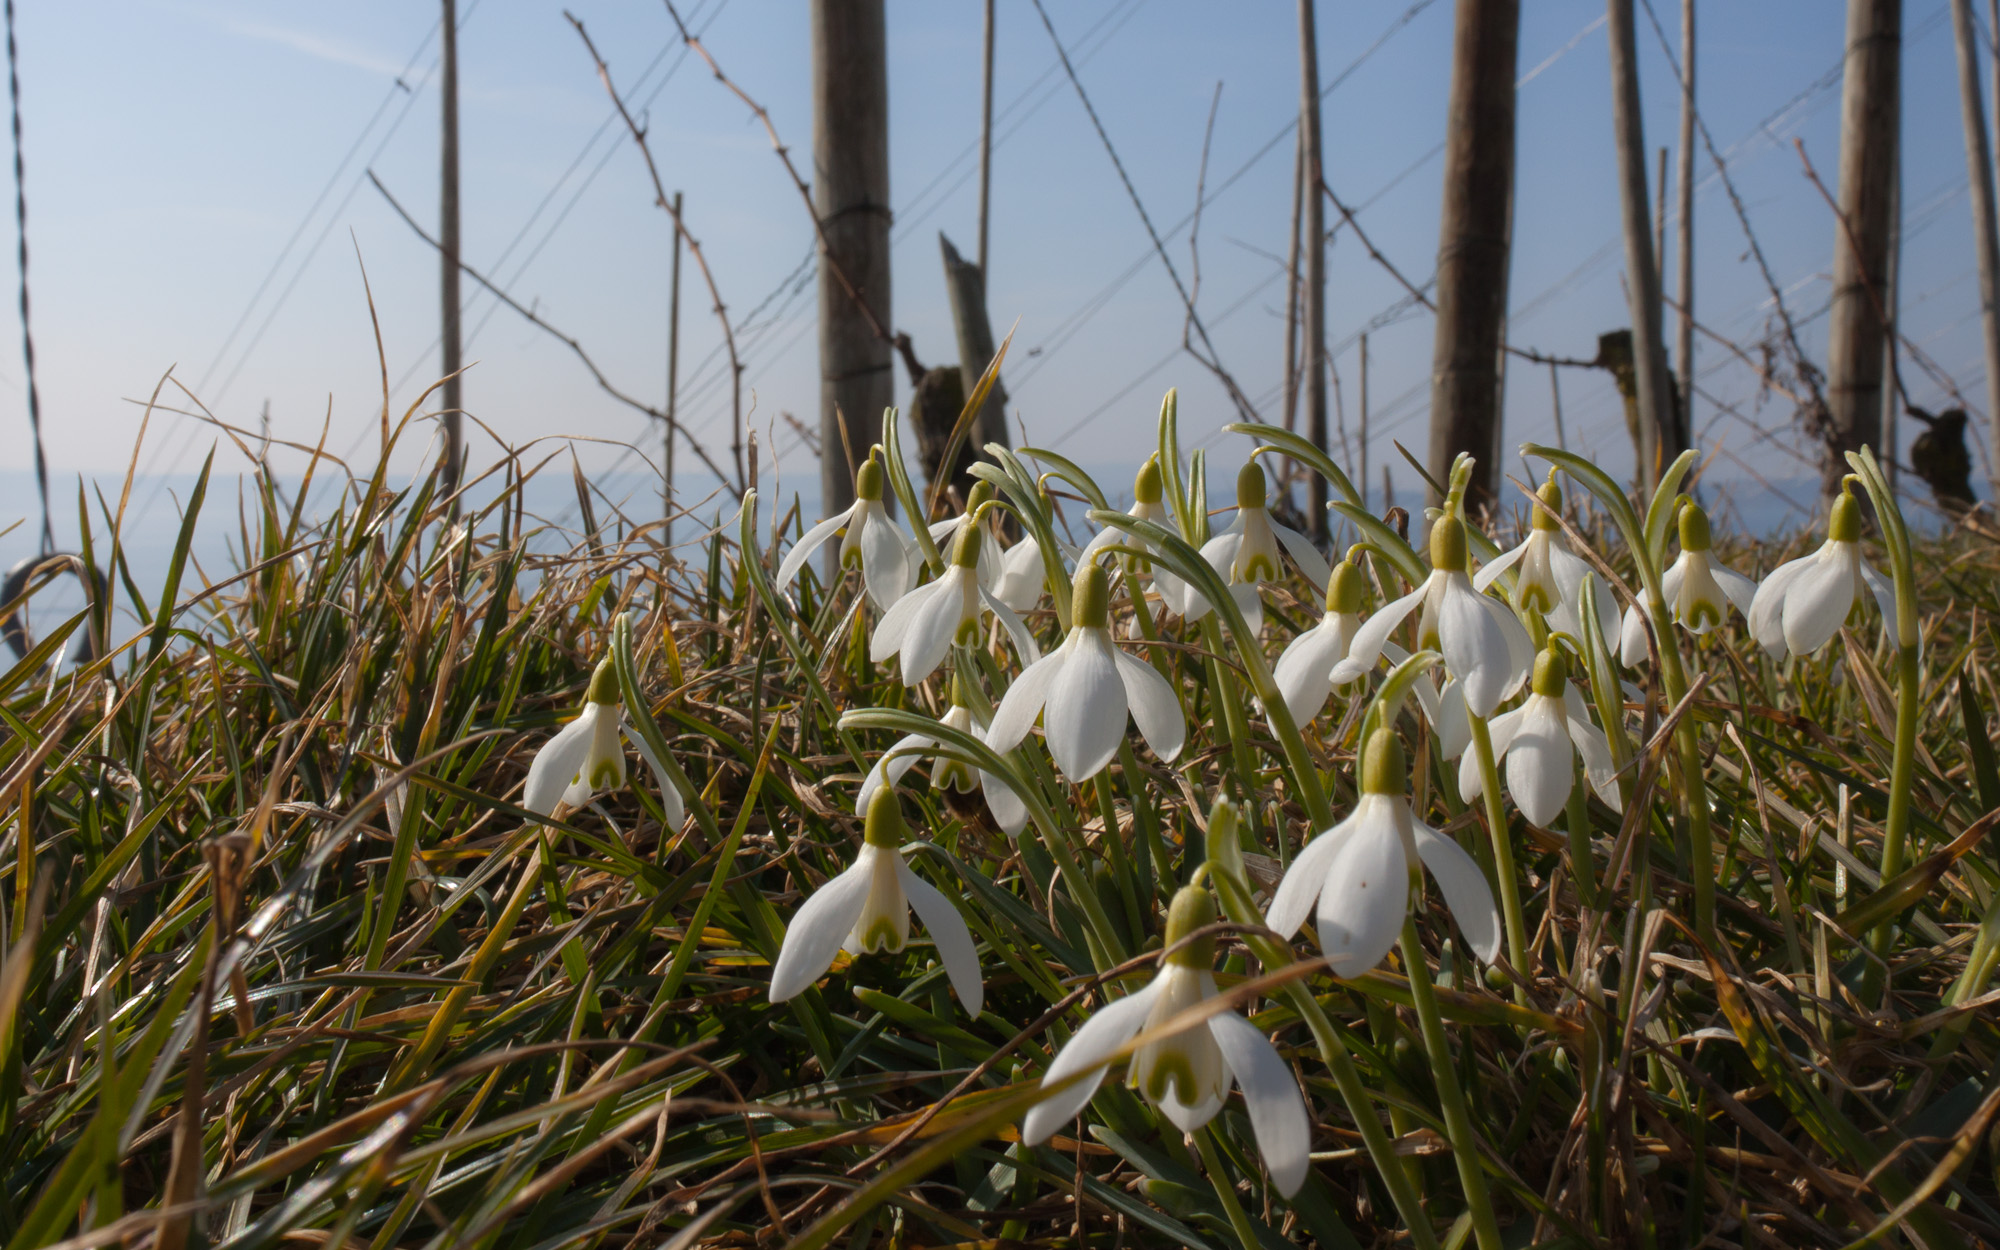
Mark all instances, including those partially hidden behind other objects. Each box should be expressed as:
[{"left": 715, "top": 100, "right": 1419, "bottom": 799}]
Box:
[
  {"left": 1193, "top": 1124, "right": 1265, "bottom": 1248},
  {"left": 1467, "top": 715, "right": 1530, "bottom": 1004},
  {"left": 1866, "top": 636, "right": 1922, "bottom": 1003},
  {"left": 1399, "top": 918, "right": 1504, "bottom": 1250}
]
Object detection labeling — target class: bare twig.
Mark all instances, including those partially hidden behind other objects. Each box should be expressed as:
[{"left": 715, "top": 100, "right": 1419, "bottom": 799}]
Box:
[
  {"left": 567, "top": 11, "right": 746, "bottom": 491},
  {"left": 367, "top": 172, "right": 735, "bottom": 493}
]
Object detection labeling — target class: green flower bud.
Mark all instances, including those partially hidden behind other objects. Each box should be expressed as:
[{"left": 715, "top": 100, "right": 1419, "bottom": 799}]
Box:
[
  {"left": 1679, "top": 502, "right": 1712, "bottom": 552},
  {"left": 855, "top": 458, "right": 885, "bottom": 502},
  {"left": 585, "top": 656, "right": 619, "bottom": 705},
  {"left": 1429, "top": 515, "right": 1468, "bottom": 574},
  {"left": 1360, "top": 727, "right": 1406, "bottom": 796},
  {"left": 1135, "top": 455, "right": 1163, "bottom": 504},
  {"left": 1162, "top": 884, "right": 1218, "bottom": 968},
  {"left": 1236, "top": 460, "right": 1268, "bottom": 510},
  {"left": 967, "top": 480, "right": 996, "bottom": 511},
  {"left": 863, "top": 785, "right": 907, "bottom": 849},
  {"left": 1828, "top": 487, "right": 1862, "bottom": 544},
  {"left": 950, "top": 521, "right": 984, "bottom": 569},
  {"left": 1327, "top": 558, "right": 1366, "bottom": 614},
  {"left": 1532, "top": 472, "right": 1563, "bottom": 532},
  {"left": 1530, "top": 646, "right": 1568, "bottom": 698},
  {"left": 1072, "top": 561, "right": 1111, "bottom": 629}
]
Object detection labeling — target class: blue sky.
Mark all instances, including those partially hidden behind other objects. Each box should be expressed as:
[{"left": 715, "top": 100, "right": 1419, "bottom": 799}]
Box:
[{"left": 1, "top": 0, "right": 1990, "bottom": 535}]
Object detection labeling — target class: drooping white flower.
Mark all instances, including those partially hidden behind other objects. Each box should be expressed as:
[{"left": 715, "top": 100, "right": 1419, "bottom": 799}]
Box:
[
  {"left": 926, "top": 480, "right": 1006, "bottom": 591},
  {"left": 992, "top": 535, "right": 1052, "bottom": 614},
  {"left": 1266, "top": 727, "right": 1501, "bottom": 977},
  {"left": 769, "top": 786, "right": 983, "bottom": 1015},
  {"left": 1080, "top": 457, "right": 1199, "bottom": 615},
  {"left": 1182, "top": 461, "right": 1331, "bottom": 632},
  {"left": 1331, "top": 514, "right": 1533, "bottom": 717},
  {"left": 775, "top": 454, "right": 913, "bottom": 612},
  {"left": 871, "top": 521, "right": 1040, "bottom": 687},
  {"left": 857, "top": 695, "right": 1029, "bottom": 837},
  {"left": 1271, "top": 557, "right": 1368, "bottom": 727},
  {"left": 1022, "top": 884, "right": 1311, "bottom": 1197},
  {"left": 1458, "top": 647, "right": 1621, "bottom": 826},
  {"left": 1747, "top": 485, "right": 1898, "bottom": 662},
  {"left": 523, "top": 658, "right": 685, "bottom": 827},
  {"left": 1619, "top": 503, "right": 1759, "bottom": 665},
  {"left": 988, "top": 560, "right": 1185, "bottom": 783},
  {"left": 1474, "top": 473, "right": 1618, "bottom": 644}
]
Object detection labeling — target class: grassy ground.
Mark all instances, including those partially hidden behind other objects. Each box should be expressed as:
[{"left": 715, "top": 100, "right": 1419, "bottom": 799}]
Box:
[{"left": 0, "top": 403, "right": 1997, "bottom": 1250}]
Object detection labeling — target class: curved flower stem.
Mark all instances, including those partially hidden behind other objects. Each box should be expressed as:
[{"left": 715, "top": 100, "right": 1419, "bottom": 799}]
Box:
[
  {"left": 1207, "top": 862, "right": 1441, "bottom": 1250},
  {"left": 1867, "top": 637, "right": 1922, "bottom": 1000},
  {"left": 1467, "top": 715, "right": 1530, "bottom": 1004},
  {"left": 1399, "top": 918, "right": 1504, "bottom": 1250}
]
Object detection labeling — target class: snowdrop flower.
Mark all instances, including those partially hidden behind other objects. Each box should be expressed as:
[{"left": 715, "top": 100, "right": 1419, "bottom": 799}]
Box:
[
  {"left": 776, "top": 454, "right": 913, "bottom": 611},
  {"left": 1080, "top": 458, "right": 1198, "bottom": 611},
  {"left": 1458, "top": 647, "right": 1621, "bottom": 826},
  {"left": 1271, "top": 556, "right": 1368, "bottom": 727},
  {"left": 1266, "top": 727, "right": 1500, "bottom": 977},
  {"left": 988, "top": 560, "right": 1185, "bottom": 782},
  {"left": 991, "top": 535, "right": 1052, "bottom": 613},
  {"left": 857, "top": 687, "right": 1029, "bottom": 837},
  {"left": 769, "top": 786, "right": 983, "bottom": 1015},
  {"left": 871, "top": 520, "right": 1039, "bottom": 687},
  {"left": 1748, "top": 484, "right": 1898, "bottom": 662},
  {"left": 1619, "top": 503, "right": 1758, "bottom": 665},
  {"left": 1021, "top": 883, "right": 1311, "bottom": 1197},
  {"left": 1331, "top": 514, "right": 1532, "bottom": 717},
  {"left": 1475, "top": 473, "right": 1617, "bottom": 645},
  {"left": 523, "top": 658, "right": 685, "bottom": 827},
  {"left": 926, "top": 481, "right": 1006, "bottom": 590},
  {"left": 1183, "top": 461, "right": 1330, "bottom": 632}
]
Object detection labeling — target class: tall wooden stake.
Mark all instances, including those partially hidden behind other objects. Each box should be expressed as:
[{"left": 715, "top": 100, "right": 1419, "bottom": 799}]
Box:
[
  {"left": 1282, "top": 130, "right": 1304, "bottom": 437},
  {"left": 1299, "top": 0, "right": 1329, "bottom": 540},
  {"left": 1951, "top": 0, "right": 2000, "bottom": 503},
  {"left": 666, "top": 190, "right": 683, "bottom": 541},
  {"left": 439, "top": 0, "right": 463, "bottom": 508},
  {"left": 1427, "top": 0, "right": 1519, "bottom": 513},
  {"left": 1606, "top": 0, "right": 1675, "bottom": 494},
  {"left": 813, "top": 0, "right": 893, "bottom": 528},
  {"left": 1824, "top": 0, "right": 1901, "bottom": 500},
  {"left": 942, "top": 233, "right": 1010, "bottom": 459},
  {"left": 1676, "top": 0, "right": 1696, "bottom": 451},
  {"left": 978, "top": 0, "right": 995, "bottom": 277}
]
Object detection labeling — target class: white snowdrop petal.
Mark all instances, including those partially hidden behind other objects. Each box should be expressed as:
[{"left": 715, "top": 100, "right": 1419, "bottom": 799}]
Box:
[
  {"left": 994, "top": 539, "right": 1046, "bottom": 613},
  {"left": 1748, "top": 555, "right": 1813, "bottom": 660},
  {"left": 1229, "top": 582, "right": 1266, "bottom": 635},
  {"left": 856, "top": 733, "right": 933, "bottom": 813},
  {"left": 769, "top": 854, "right": 877, "bottom": 1001},
  {"left": 980, "top": 767, "right": 1031, "bottom": 836},
  {"left": 1782, "top": 543, "right": 1858, "bottom": 657},
  {"left": 896, "top": 860, "right": 984, "bottom": 1017},
  {"left": 1619, "top": 604, "right": 1651, "bottom": 667},
  {"left": 1472, "top": 539, "right": 1527, "bottom": 592},
  {"left": 1273, "top": 522, "right": 1332, "bottom": 592},
  {"left": 1438, "top": 576, "right": 1515, "bottom": 717},
  {"left": 899, "top": 572, "right": 974, "bottom": 685},
  {"left": 1712, "top": 564, "right": 1760, "bottom": 620},
  {"left": 524, "top": 710, "right": 596, "bottom": 817},
  {"left": 775, "top": 505, "right": 854, "bottom": 593},
  {"left": 1022, "top": 981, "right": 1163, "bottom": 1145},
  {"left": 1566, "top": 715, "right": 1622, "bottom": 811},
  {"left": 1434, "top": 678, "right": 1473, "bottom": 760},
  {"left": 1317, "top": 804, "right": 1409, "bottom": 977},
  {"left": 1265, "top": 813, "right": 1357, "bottom": 938},
  {"left": 870, "top": 580, "right": 936, "bottom": 662},
  {"left": 1112, "top": 646, "right": 1185, "bottom": 762},
  {"left": 1272, "top": 621, "right": 1348, "bottom": 727},
  {"left": 1206, "top": 1012, "right": 1313, "bottom": 1197},
  {"left": 1411, "top": 821, "right": 1503, "bottom": 965},
  {"left": 980, "top": 588, "right": 1043, "bottom": 666},
  {"left": 858, "top": 511, "right": 914, "bottom": 610},
  {"left": 1043, "top": 630, "right": 1128, "bottom": 781},
  {"left": 622, "top": 717, "right": 685, "bottom": 829},
  {"left": 1858, "top": 558, "right": 1900, "bottom": 650},
  {"left": 1504, "top": 697, "right": 1573, "bottom": 827},
  {"left": 1333, "top": 580, "right": 1430, "bottom": 685},
  {"left": 986, "top": 644, "right": 1069, "bottom": 753}
]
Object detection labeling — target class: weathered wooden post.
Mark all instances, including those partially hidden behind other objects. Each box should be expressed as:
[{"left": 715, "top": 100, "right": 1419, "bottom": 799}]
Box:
[
  {"left": 942, "top": 234, "right": 1010, "bottom": 466},
  {"left": 1298, "top": 0, "right": 1329, "bottom": 539},
  {"left": 440, "top": 0, "right": 463, "bottom": 508},
  {"left": 1426, "top": 0, "right": 1519, "bottom": 514},
  {"left": 813, "top": 0, "right": 893, "bottom": 528},
  {"left": 1606, "top": 0, "right": 1676, "bottom": 495},
  {"left": 665, "top": 189, "right": 683, "bottom": 541},
  {"left": 1950, "top": 0, "right": 2000, "bottom": 503}
]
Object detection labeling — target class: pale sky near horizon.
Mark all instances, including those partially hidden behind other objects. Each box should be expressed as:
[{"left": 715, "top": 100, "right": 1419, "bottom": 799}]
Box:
[{"left": 0, "top": 1, "right": 1991, "bottom": 536}]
